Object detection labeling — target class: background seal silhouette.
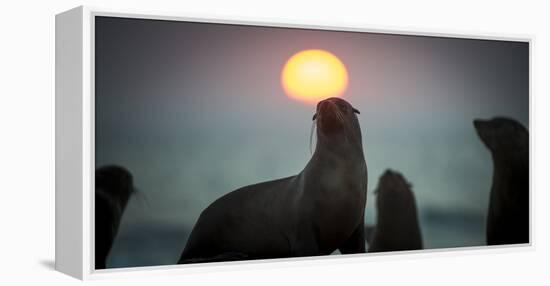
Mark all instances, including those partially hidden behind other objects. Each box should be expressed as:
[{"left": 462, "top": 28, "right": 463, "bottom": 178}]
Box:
[
  {"left": 367, "top": 169, "right": 423, "bottom": 252},
  {"left": 474, "top": 117, "right": 529, "bottom": 245}
]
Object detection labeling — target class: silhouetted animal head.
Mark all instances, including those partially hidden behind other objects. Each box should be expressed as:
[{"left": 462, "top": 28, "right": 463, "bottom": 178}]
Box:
[
  {"left": 375, "top": 169, "right": 415, "bottom": 219},
  {"left": 96, "top": 165, "right": 136, "bottom": 210},
  {"left": 312, "top": 97, "right": 362, "bottom": 149},
  {"left": 474, "top": 117, "right": 528, "bottom": 160}
]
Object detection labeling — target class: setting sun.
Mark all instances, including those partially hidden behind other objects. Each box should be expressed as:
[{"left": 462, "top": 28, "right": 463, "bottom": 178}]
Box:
[{"left": 281, "top": 49, "right": 348, "bottom": 104}]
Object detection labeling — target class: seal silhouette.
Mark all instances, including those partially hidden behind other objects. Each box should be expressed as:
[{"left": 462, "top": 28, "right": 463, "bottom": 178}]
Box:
[
  {"left": 178, "top": 97, "right": 368, "bottom": 263},
  {"left": 368, "top": 169, "right": 423, "bottom": 252},
  {"left": 95, "top": 165, "right": 136, "bottom": 269},
  {"left": 474, "top": 117, "right": 529, "bottom": 245}
]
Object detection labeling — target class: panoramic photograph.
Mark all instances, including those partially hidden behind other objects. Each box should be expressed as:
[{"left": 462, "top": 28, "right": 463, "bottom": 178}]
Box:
[{"left": 93, "top": 16, "right": 529, "bottom": 269}]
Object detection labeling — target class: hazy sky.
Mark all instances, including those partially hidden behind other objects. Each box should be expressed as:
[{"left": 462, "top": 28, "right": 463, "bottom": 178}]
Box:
[{"left": 95, "top": 16, "right": 529, "bottom": 268}]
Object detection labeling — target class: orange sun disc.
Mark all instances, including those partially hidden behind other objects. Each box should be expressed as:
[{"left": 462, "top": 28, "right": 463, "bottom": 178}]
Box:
[{"left": 281, "top": 49, "right": 348, "bottom": 104}]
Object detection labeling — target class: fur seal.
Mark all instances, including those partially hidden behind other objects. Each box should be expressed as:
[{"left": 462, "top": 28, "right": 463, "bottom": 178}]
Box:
[
  {"left": 367, "top": 169, "right": 423, "bottom": 252},
  {"left": 178, "top": 97, "right": 368, "bottom": 263},
  {"left": 95, "top": 165, "right": 136, "bottom": 269},
  {"left": 474, "top": 117, "right": 529, "bottom": 245}
]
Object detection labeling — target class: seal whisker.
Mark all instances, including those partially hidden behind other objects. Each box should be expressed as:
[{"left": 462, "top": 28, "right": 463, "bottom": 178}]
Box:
[
  {"left": 333, "top": 109, "right": 351, "bottom": 145},
  {"left": 309, "top": 121, "right": 317, "bottom": 155},
  {"left": 335, "top": 109, "right": 344, "bottom": 123},
  {"left": 133, "top": 188, "right": 151, "bottom": 209}
]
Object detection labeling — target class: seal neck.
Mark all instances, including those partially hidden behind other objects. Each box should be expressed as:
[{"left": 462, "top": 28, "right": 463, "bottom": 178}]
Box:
[
  {"left": 312, "top": 139, "right": 365, "bottom": 162},
  {"left": 305, "top": 143, "right": 367, "bottom": 184}
]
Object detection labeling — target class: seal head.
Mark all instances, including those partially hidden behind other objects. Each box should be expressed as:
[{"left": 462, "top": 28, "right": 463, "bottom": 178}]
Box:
[
  {"left": 474, "top": 117, "right": 528, "bottom": 161},
  {"left": 474, "top": 117, "right": 529, "bottom": 245},
  {"left": 313, "top": 97, "right": 361, "bottom": 148}
]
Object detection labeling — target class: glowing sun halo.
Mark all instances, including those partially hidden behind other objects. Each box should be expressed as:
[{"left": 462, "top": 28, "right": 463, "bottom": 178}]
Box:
[{"left": 281, "top": 49, "right": 348, "bottom": 104}]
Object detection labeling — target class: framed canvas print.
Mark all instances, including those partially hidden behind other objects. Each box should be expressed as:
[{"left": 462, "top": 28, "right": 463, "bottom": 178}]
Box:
[{"left": 55, "top": 6, "right": 531, "bottom": 280}]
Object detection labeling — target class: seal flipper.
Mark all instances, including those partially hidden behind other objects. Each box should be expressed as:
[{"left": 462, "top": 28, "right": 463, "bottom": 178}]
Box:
[{"left": 338, "top": 223, "right": 366, "bottom": 254}]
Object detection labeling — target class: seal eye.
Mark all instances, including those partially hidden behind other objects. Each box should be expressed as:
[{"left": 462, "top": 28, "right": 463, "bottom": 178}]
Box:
[
  {"left": 312, "top": 113, "right": 317, "bottom": 121},
  {"left": 353, "top": 108, "right": 360, "bottom": 114}
]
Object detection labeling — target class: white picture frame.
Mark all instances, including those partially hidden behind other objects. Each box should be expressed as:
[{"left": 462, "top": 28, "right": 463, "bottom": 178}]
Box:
[{"left": 55, "top": 6, "right": 532, "bottom": 280}]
